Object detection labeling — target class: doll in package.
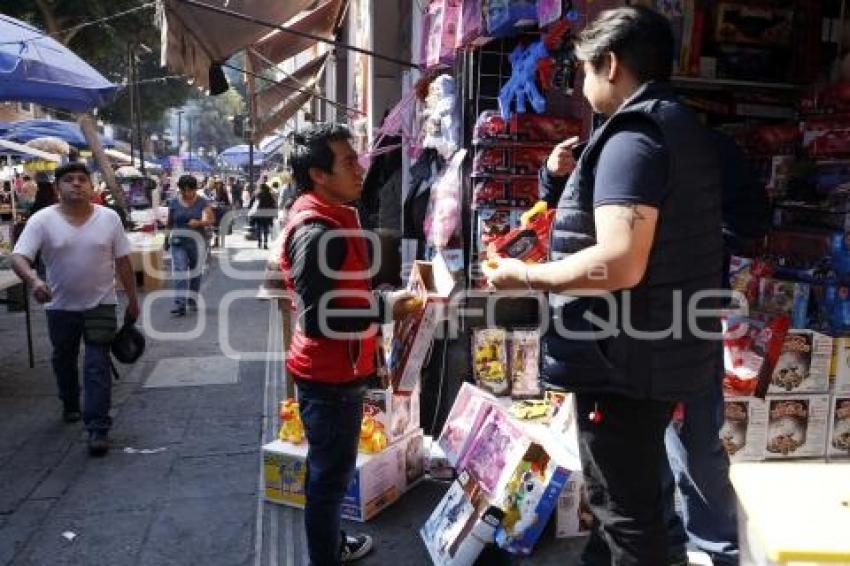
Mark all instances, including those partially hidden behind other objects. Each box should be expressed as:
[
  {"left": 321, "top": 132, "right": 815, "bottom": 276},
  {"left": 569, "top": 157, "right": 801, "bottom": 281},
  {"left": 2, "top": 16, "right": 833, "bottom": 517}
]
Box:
[
  {"left": 510, "top": 331, "right": 541, "bottom": 398},
  {"left": 424, "top": 150, "right": 466, "bottom": 249},
  {"left": 473, "top": 328, "right": 510, "bottom": 396},
  {"left": 459, "top": 409, "right": 527, "bottom": 494}
]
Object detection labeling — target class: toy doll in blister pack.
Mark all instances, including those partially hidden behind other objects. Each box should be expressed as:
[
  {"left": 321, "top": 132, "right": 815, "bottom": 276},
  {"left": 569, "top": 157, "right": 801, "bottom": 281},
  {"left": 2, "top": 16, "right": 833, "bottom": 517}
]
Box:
[
  {"left": 473, "top": 328, "right": 510, "bottom": 396},
  {"left": 424, "top": 150, "right": 466, "bottom": 249},
  {"left": 421, "top": 75, "right": 460, "bottom": 159},
  {"left": 510, "top": 330, "right": 541, "bottom": 398},
  {"left": 461, "top": 410, "right": 525, "bottom": 493}
]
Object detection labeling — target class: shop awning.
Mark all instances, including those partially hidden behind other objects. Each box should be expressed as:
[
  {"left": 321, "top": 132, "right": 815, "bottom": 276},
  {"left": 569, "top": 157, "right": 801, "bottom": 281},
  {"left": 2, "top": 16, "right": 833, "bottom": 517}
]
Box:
[
  {"left": 255, "top": 52, "right": 329, "bottom": 116},
  {"left": 248, "top": 0, "right": 347, "bottom": 75},
  {"left": 104, "top": 148, "right": 162, "bottom": 171},
  {"left": 254, "top": 90, "right": 314, "bottom": 142},
  {"left": 0, "top": 138, "right": 61, "bottom": 162},
  {"left": 158, "top": 0, "right": 314, "bottom": 90}
]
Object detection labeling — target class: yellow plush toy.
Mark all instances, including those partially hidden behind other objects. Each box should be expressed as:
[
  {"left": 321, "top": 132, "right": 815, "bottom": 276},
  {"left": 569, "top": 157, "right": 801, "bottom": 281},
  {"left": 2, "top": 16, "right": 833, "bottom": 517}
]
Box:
[
  {"left": 278, "top": 398, "right": 305, "bottom": 444},
  {"left": 359, "top": 415, "right": 388, "bottom": 453}
]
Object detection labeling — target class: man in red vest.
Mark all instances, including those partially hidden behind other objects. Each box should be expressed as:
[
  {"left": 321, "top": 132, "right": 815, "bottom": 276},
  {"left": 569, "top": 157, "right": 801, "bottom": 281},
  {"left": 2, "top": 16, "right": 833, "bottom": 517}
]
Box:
[{"left": 280, "top": 123, "right": 419, "bottom": 565}]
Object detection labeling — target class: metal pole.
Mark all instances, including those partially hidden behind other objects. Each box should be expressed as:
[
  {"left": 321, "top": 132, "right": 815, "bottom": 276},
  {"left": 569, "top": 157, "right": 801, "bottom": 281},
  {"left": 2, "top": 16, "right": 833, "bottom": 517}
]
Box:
[
  {"left": 128, "top": 44, "right": 136, "bottom": 167},
  {"left": 134, "top": 49, "right": 146, "bottom": 175},
  {"left": 248, "top": 138, "right": 254, "bottom": 195},
  {"left": 188, "top": 117, "right": 193, "bottom": 164},
  {"left": 176, "top": 110, "right": 183, "bottom": 153}
]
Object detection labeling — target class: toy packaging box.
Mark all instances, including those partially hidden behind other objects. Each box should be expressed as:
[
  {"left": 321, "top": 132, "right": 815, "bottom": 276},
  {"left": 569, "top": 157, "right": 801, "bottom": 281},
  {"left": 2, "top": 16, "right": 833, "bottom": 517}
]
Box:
[
  {"left": 722, "top": 312, "right": 790, "bottom": 398},
  {"left": 509, "top": 330, "right": 541, "bottom": 398},
  {"left": 263, "top": 429, "right": 424, "bottom": 522},
  {"left": 494, "top": 443, "right": 571, "bottom": 555},
  {"left": 437, "top": 382, "right": 499, "bottom": 467},
  {"left": 420, "top": 471, "right": 490, "bottom": 566},
  {"left": 389, "top": 253, "right": 457, "bottom": 393},
  {"left": 458, "top": 409, "right": 530, "bottom": 496},
  {"left": 831, "top": 337, "right": 850, "bottom": 395},
  {"left": 757, "top": 278, "right": 810, "bottom": 329},
  {"left": 360, "top": 386, "right": 421, "bottom": 452},
  {"left": 763, "top": 395, "right": 830, "bottom": 459},
  {"left": 555, "top": 473, "right": 592, "bottom": 539},
  {"left": 827, "top": 396, "right": 850, "bottom": 459},
  {"left": 768, "top": 330, "right": 832, "bottom": 394},
  {"left": 720, "top": 397, "right": 769, "bottom": 462}
]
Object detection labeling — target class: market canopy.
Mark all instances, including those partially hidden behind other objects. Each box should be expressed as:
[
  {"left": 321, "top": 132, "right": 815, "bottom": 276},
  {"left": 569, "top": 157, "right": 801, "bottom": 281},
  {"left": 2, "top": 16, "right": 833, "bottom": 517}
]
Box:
[
  {"left": 2, "top": 119, "right": 114, "bottom": 149},
  {"left": 0, "top": 14, "right": 118, "bottom": 111},
  {"left": 254, "top": 89, "right": 314, "bottom": 142},
  {"left": 255, "top": 52, "right": 329, "bottom": 117},
  {"left": 158, "top": 0, "right": 315, "bottom": 90},
  {"left": 0, "top": 138, "right": 61, "bottom": 162},
  {"left": 158, "top": 155, "right": 212, "bottom": 173},
  {"left": 247, "top": 0, "right": 347, "bottom": 75},
  {"left": 218, "top": 144, "right": 265, "bottom": 167}
]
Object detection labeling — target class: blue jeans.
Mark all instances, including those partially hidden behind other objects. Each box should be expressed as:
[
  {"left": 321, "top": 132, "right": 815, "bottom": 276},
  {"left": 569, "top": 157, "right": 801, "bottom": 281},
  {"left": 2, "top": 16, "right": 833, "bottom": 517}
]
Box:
[
  {"left": 297, "top": 379, "right": 365, "bottom": 566},
  {"left": 46, "top": 309, "right": 113, "bottom": 432},
  {"left": 171, "top": 242, "right": 202, "bottom": 307},
  {"left": 663, "top": 380, "right": 739, "bottom": 565}
]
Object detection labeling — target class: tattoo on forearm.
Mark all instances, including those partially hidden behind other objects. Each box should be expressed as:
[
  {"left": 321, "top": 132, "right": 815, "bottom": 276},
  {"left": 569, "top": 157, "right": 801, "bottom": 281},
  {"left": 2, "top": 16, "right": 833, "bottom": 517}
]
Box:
[{"left": 616, "top": 205, "right": 645, "bottom": 229}]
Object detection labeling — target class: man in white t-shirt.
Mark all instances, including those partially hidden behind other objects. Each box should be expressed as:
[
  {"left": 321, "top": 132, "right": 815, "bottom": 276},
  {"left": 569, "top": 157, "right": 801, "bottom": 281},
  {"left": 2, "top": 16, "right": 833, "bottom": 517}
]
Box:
[{"left": 12, "top": 163, "right": 139, "bottom": 457}]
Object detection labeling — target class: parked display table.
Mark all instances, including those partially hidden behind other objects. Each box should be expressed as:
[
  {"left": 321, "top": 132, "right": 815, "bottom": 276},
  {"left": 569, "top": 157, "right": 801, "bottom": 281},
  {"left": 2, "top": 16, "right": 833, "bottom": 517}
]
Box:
[
  {"left": 119, "top": 232, "right": 166, "bottom": 291},
  {"left": 731, "top": 462, "right": 850, "bottom": 564}
]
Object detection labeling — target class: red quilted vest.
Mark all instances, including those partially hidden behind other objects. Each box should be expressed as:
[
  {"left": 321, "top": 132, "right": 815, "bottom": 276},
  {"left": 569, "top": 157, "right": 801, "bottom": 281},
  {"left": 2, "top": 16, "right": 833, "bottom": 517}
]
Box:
[{"left": 279, "top": 192, "right": 376, "bottom": 383}]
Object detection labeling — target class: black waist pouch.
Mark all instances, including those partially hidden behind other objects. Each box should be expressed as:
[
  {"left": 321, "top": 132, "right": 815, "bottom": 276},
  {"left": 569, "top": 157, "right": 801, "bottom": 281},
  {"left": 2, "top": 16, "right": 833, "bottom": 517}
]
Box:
[{"left": 82, "top": 304, "right": 118, "bottom": 345}]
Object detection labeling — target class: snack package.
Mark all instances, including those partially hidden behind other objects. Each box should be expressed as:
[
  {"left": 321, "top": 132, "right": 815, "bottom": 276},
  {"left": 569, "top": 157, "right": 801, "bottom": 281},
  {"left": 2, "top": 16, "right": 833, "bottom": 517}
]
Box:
[
  {"left": 472, "top": 178, "right": 539, "bottom": 209},
  {"left": 509, "top": 330, "right": 541, "bottom": 398},
  {"left": 437, "top": 382, "right": 499, "bottom": 466},
  {"left": 473, "top": 328, "right": 510, "bottom": 396},
  {"left": 722, "top": 312, "right": 791, "bottom": 397},
  {"left": 487, "top": 201, "right": 555, "bottom": 263},
  {"left": 478, "top": 208, "right": 521, "bottom": 247},
  {"left": 728, "top": 256, "right": 773, "bottom": 307},
  {"left": 757, "top": 278, "right": 810, "bottom": 329},
  {"left": 720, "top": 397, "right": 768, "bottom": 462},
  {"left": 458, "top": 409, "right": 530, "bottom": 494},
  {"left": 764, "top": 395, "right": 830, "bottom": 459},
  {"left": 828, "top": 396, "right": 850, "bottom": 459},
  {"left": 768, "top": 330, "right": 832, "bottom": 394}
]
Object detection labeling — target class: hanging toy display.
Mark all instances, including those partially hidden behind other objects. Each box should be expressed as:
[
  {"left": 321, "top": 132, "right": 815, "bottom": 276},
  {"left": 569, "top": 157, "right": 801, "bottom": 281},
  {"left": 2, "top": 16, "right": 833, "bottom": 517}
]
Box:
[
  {"left": 421, "top": 74, "right": 461, "bottom": 159},
  {"left": 486, "top": 0, "right": 538, "bottom": 37},
  {"left": 497, "top": 17, "right": 574, "bottom": 119}
]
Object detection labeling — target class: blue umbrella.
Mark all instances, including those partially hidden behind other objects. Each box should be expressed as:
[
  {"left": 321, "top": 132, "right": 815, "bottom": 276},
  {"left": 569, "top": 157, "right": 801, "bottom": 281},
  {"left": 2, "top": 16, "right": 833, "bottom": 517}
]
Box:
[
  {"left": 219, "top": 144, "right": 265, "bottom": 167},
  {"left": 159, "top": 155, "right": 212, "bottom": 173},
  {"left": 0, "top": 14, "right": 118, "bottom": 111},
  {"left": 2, "top": 119, "right": 114, "bottom": 148}
]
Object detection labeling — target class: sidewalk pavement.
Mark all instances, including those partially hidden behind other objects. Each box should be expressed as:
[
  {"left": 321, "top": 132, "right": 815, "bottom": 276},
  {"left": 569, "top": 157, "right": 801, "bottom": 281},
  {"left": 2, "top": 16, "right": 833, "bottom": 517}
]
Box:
[{"left": 0, "top": 226, "right": 586, "bottom": 566}]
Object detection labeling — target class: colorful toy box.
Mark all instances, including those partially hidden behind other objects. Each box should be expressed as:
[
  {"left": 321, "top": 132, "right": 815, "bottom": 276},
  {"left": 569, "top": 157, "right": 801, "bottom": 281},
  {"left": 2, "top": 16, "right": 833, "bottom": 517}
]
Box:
[
  {"left": 768, "top": 330, "right": 832, "bottom": 394},
  {"left": 720, "top": 397, "right": 769, "bottom": 462},
  {"left": 827, "top": 396, "right": 850, "bottom": 460},
  {"left": 763, "top": 395, "right": 830, "bottom": 459}
]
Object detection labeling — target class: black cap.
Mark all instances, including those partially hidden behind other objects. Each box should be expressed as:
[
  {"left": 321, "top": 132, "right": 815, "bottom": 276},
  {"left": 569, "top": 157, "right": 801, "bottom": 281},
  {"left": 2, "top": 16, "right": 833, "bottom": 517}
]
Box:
[
  {"left": 111, "top": 321, "right": 146, "bottom": 364},
  {"left": 53, "top": 162, "right": 91, "bottom": 183}
]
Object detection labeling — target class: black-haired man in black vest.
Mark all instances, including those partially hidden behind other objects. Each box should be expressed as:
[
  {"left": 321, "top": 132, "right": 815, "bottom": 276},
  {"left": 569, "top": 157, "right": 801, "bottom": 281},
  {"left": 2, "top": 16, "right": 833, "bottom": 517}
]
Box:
[{"left": 484, "top": 7, "right": 727, "bottom": 565}]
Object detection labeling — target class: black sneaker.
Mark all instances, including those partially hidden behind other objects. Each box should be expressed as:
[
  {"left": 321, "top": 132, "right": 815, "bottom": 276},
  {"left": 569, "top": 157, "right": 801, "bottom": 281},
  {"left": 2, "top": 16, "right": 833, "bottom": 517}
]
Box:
[
  {"left": 340, "top": 533, "right": 373, "bottom": 562},
  {"left": 62, "top": 407, "right": 82, "bottom": 423},
  {"left": 87, "top": 430, "right": 109, "bottom": 457},
  {"left": 170, "top": 305, "right": 186, "bottom": 317},
  {"left": 187, "top": 298, "right": 198, "bottom": 312}
]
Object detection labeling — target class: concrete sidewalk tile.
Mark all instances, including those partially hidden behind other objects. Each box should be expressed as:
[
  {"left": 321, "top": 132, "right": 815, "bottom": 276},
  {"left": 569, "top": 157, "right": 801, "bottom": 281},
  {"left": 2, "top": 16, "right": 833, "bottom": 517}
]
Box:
[
  {"left": 167, "top": 452, "right": 258, "bottom": 500},
  {"left": 28, "top": 448, "right": 90, "bottom": 501},
  {"left": 114, "top": 388, "right": 199, "bottom": 422},
  {"left": 14, "top": 507, "right": 153, "bottom": 566},
  {"left": 0, "top": 466, "right": 50, "bottom": 514},
  {"left": 179, "top": 415, "right": 261, "bottom": 457},
  {"left": 109, "top": 416, "right": 192, "bottom": 450},
  {"left": 144, "top": 356, "right": 239, "bottom": 389},
  {"left": 192, "top": 384, "right": 262, "bottom": 418},
  {"left": 0, "top": 499, "right": 55, "bottom": 565},
  {"left": 138, "top": 494, "right": 255, "bottom": 566}
]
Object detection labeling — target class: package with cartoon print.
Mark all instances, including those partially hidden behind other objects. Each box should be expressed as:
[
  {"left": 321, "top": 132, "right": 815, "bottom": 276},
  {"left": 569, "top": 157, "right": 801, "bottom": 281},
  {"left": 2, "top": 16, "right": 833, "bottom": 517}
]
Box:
[
  {"left": 720, "top": 397, "right": 768, "bottom": 462},
  {"left": 472, "top": 327, "right": 510, "bottom": 396},
  {"left": 722, "top": 312, "right": 790, "bottom": 397},
  {"left": 458, "top": 409, "right": 530, "bottom": 495},
  {"left": 768, "top": 330, "right": 832, "bottom": 394},
  {"left": 764, "top": 394, "right": 829, "bottom": 459},
  {"left": 478, "top": 207, "right": 521, "bottom": 247},
  {"left": 827, "top": 396, "right": 850, "bottom": 459},
  {"left": 437, "top": 382, "right": 499, "bottom": 467},
  {"left": 757, "top": 278, "right": 810, "bottom": 328}
]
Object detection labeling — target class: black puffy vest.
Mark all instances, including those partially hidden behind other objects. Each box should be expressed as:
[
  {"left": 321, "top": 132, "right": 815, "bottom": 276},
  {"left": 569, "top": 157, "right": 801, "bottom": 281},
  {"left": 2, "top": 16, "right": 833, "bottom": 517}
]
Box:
[{"left": 542, "top": 81, "right": 724, "bottom": 401}]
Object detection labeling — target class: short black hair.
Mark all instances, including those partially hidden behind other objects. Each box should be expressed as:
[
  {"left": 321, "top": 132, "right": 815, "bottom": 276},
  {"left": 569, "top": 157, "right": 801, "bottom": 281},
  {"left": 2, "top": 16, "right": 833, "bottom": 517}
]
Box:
[
  {"left": 575, "top": 6, "right": 674, "bottom": 83},
  {"left": 177, "top": 174, "right": 198, "bottom": 190},
  {"left": 53, "top": 162, "right": 91, "bottom": 183},
  {"left": 290, "top": 123, "right": 352, "bottom": 194}
]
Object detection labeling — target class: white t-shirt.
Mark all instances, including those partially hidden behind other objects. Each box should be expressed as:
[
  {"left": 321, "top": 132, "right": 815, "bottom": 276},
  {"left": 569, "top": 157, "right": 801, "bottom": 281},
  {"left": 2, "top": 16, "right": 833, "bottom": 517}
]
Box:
[{"left": 13, "top": 205, "right": 132, "bottom": 311}]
